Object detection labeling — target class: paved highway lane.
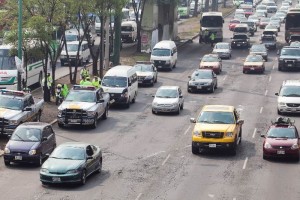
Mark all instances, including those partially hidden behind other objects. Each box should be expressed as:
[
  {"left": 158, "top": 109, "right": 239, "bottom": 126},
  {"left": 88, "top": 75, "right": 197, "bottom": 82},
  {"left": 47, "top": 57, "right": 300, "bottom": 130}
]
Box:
[{"left": 1, "top": 2, "right": 300, "bottom": 199}]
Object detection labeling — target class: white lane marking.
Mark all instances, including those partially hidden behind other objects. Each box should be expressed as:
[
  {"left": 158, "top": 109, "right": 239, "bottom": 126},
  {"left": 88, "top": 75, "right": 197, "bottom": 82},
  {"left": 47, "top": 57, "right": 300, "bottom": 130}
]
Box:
[
  {"left": 272, "top": 65, "right": 275, "bottom": 70},
  {"left": 162, "top": 154, "right": 171, "bottom": 166},
  {"left": 260, "top": 107, "right": 263, "bottom": 114},
  {"left": 243, "top": 157, "right": 248, "bottom": 169},
  {"left": 264, "top": 90, "right": 268, "bottom": 96},
  {"left": 184, "top": 144, "right": 192, "bottom": 149},
  {"left": 208, "top": 194, "right": 215, "bottom": 198},
  {"left": 184, "top": 125, "right": 191, "bottom": 135},
  {"left": 233, "top": 198, "right": 237, "bottom": 200},
  {"left": 223, "top": 75, "right": 227, "bottom": 81},
  {"left": 144, "top": 151, "right": 166, "bottom": 159},
  {"left": 269, "top": 76, "right": 272, "bottom": 82},
  {"left": 135, "top": 193, "right": 142, "bottom": 200},
  {"left": 252, "top": 128, "right": 257, "bottom": 138},
  {"left": 232, "top": 65, "right": 234, "bottom": 69}
]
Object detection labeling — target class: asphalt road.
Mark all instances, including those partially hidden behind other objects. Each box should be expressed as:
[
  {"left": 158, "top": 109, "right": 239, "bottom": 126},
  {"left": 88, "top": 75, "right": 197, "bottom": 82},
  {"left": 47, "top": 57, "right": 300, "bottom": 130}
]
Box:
[{"left": 1, "top": 2, "right": 300, "bottom": 200}]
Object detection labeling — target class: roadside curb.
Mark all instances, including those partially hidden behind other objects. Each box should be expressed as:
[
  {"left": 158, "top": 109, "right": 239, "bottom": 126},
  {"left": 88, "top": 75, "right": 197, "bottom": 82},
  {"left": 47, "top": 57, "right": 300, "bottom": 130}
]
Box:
[
  {"left": 50, "top": 119, "right": 58, "bottom": 125},
  {"left": 177, "top": 7, "right": 236, "bottom": 48}
]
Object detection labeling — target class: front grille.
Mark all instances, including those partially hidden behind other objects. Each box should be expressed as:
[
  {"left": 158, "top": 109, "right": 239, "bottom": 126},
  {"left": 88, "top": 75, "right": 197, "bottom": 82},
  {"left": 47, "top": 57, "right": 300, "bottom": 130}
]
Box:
[
  {"left": 49, "top": 172, "right": 66, "bottom": 175},
  {"left": 154, "top": 60, "right": 166, "bottom": 65},
  {"left": 110, "top": 93, "right": 121, "bottom": 98},
  {"left": 287, "top": 103, "right": 300, "bottom": 107},
  {"left": 0, "top": 118, "right": 8, "bottom": 127},
  {"left": 157, "top": 104, "right": 173, "bottom": 107},
  {"left": 272, "top": 145, "right": 291, "bottom": 150},
  {"left": 62, "top": 109, "right": 87, "bottom": 119},
  {"left": 10, "top": 151, "right": 28, "bottom": 155},
  {"left": 202, "top": 132, "right": 224, "bottom": 138},
  {"left": 138, "top": 76, "right": 146, "bottom": 81}
]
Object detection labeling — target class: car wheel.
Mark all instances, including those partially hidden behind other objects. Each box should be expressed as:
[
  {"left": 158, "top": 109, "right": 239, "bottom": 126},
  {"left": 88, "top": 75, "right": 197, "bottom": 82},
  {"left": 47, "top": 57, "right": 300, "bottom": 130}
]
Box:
[
  {"left": 91, "top": 115, "right": 98, "bottom": 129},
  {"left": 102, "top": 106, "right": 108, "bottom": 120},
  {"left": 4, "top": 160, "right": 10, "bottom": 166},
  {"left": 215, "top": 82, "right": 218, "bottom": 89},
  {"left": 263, "top": 154, "right": 268, "bottom": 160},
  {"left": 152, "top": 109, "right": 156, "bottom": 114},
  {"left": 37, "top": 154, "right": 43, "bottom": 166},
  {"left": 277, "top": 109, "right": 282, "bottom": 115},
  {"left": 96, "top": 159, "right": 102, "bottom": 174},
  {"left": 155, "top": 76, "right": 158, "bottom": 83},
  {"left": 125, "top": 98, "right": 130, "bottom": 108},
  {"left": 41, "top": 181, "right": 48, "bottom": 186},
  {"left": 58, "top": 122, "right": 64, "bottom": 128},
  {"left": 36, "top": 111, "right": 42, "bottom": 122},
  {"left": 230, "top": 145, "right": 237, "bottom": 156},
  {"left": 175, "top": 106, "right": 180, "bottom": 115},
  {"left": 180, "top": 103, "right": 184, "bottom": 110},
  {"left": 132, "top": 92, "right": 137, "bottom": 103},
  {"left": 239, "top": 128, "right": 242, "bottom": 144},
  {"left": 80, "top": 170, "right": 87, "bottom": 185},
  {"left": 192, "top": 145, "right": 199, "bottom": 155},
  {"left": 211, "top": 85, "right": 215, "bottom": 93}
]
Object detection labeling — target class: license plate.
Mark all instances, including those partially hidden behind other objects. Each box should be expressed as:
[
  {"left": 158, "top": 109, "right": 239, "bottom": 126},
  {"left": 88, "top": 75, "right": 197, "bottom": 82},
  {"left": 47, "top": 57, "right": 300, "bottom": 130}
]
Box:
[
  {"left": 288, "top": 64, "right": 293, "bottom": 67},
  {"left": 138, "top": 80, "right": 143, "bottom": 83},
  {"left": 15, "top": 156, "right": 22, "bottom": 160},
  {"left": 209, "top": 144, "right": 216, "bottom": 148},
  {"left": 197, "top": 86, "right": 202, "bottom": 89},
  {"left": 292, "top": 108, "right": 297, "bottom": 112},
  {"left": 52, "top": 177, "right": 61, "bottom": 182},
  {"left": 251, "top": 67, "right": 255, "bottom": 70},
  {"left": 157, "top": 66, "right": 162, "bottom": 68},
  {"left": 277, "top": 150, "right": 285, "bottom": 155},
  {"left": 70, "top": 119, "right": 78, "bottom": 123},
  {"left": 237, "top": 44, "right": 241, "bottom": 46}
]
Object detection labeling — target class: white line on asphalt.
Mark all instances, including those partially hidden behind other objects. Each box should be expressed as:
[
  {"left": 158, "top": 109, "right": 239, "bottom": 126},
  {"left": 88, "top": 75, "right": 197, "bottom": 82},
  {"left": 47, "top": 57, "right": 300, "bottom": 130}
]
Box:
[
  {"left": 135, "top": 193, "right": 142, "bottom": 200},
  {"left": 233, "top": 198, "right": 237, "bottom": 200},
  {"left": 144, "top": 151, "right": 166, "bottom": 159},
  {"left": 162, "top": 154, "right": 171, "bottom": 166},
  {"left": 264, "top": 90, "right": 268, "bottom": 96},
  {"left": 50, "top": 119, "right": 57, "bottom": 125},
  {"left": 260, "top": 107, "right": 263, "bottom": 114},
  {"left": 223, "top": 75, "right": 227, "bottom": 81},
  {"left": 232, "top": 65, "right": 234, "bottom": 69},
  {"left": 272, "top": 65, "right": 275, "bottom": 70},
  {"left": 184, "top": 144, "right": 192, "bottom": 149},
  {"left": 243, "top": 157, "right": 248, "bottom": 169},
  {"left": 208, "top": 194, "right": 215, "bottom": 198},
  {"left": 184, "top": 125, "right": 191, "bottom": 135},
  {"left": 269, "top": 76, "right": 272, "bottom": 82},
  {"left": 252, "top": 128, "right": 257, "bottom": 138}
]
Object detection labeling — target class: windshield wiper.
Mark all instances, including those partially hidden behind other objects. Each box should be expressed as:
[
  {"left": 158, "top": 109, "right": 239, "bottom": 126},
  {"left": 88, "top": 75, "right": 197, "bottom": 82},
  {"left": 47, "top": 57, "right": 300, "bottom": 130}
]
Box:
[
  {"left": 267, "top": 136, "right": 277, "bottom": 138},
  {"left": 286, "top": 94, "right": 300, "bottom": 97},
  {"left": 14, "top": 134, "right": 25, "bottom": 142},
  {"left": 199, "top": 120, "right": 212, "bottom": 123},
  {"left": 212, "top": 120, "right": 228, "bottom": 124}
]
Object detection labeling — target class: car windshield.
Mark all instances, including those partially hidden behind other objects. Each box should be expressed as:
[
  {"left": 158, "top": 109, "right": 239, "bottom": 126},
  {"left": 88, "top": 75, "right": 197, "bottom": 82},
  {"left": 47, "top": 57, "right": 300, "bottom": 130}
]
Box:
[
  {"left": 280, "top": 48, "right": 300, "bottom": 56},
  {"left": 134, "top": 64, "right": 153, "bottom": 72},
  {"left": 246, "top": 55, "right": 263, "bottom": 62},
  {"left": 152, "top": 49, "right": 171, "bottom": 56},
  {"left": 50, "top": 146, "right": 85, "bottom": 160},
  {"left": 65, "top": 35, "right": 78, "bottom": 41},
  {"left": 266, "top": 25, "right": 276, "bottom": 29},
  {"left": 66, "top": 44, "right": 80, "bottom": 52},
  {"left": 155, "top": 88, "right": 178, "bottom": 98},
  {"left": 257, "top": 5, "right": 267, "bottom": 10},
  {"left": 233, "top": 34, "right": 247, "bottom": 39},
  {"left": 197, "top": 111, "right": 235, "bottom": 124},
  {"left": 234, "top": 27, "right": 247, "bottom": 32},
  {"left": 251, "top": 45, "right": 265, "bottom": 52},
  {"left": 0, "top": 96, "right": 23, "bottom": 110},
  {"left": 101, "top": 76, "right": 127, "bottom": 87},
  {"left": 280, "top": 86, "right": 300, "bottom": 97},
  {"left": 11, "top": 128, "right": 41, "bottom": 142},
  {"left": 202, "top": 55, "right": 219, "bottom": 62},
  {"left": 290, "top": 42, "right": 300, "bottom": 47},
  {"left": 0, "top": 49, "right": 17, "bottom": 70},
  {"left": 245, "top": 22, "right": 254, "bottom": 26},
  {"left": 267, "top": 127, "right": 296, "bottom": 138},
  {"left": 65, "top": 91, "right": 96, "bottom": 102},
  {"left": 267, "top": 2, "right": 276, "bottom": 6},
  {"left": 230, "top": 20, "right": 240, "bottom": 23},
  {"left": 215, "top": 43, "right": 229, "bottom": 49},
  {"left": 191, "top": 71, "right": 212, "bottom": 80},
  {"left": 121, "top": 26, "right": 133, "bottom": 31}
]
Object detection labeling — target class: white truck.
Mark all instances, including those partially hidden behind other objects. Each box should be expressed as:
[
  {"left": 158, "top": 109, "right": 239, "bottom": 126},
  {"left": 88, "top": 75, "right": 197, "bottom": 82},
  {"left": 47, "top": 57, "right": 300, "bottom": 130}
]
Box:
[
  {"left": 57, "top": 85, "right": 110, "bottom": 129},
  {"left": 0, "top": 89, "right": 44, "bottom": 135}
]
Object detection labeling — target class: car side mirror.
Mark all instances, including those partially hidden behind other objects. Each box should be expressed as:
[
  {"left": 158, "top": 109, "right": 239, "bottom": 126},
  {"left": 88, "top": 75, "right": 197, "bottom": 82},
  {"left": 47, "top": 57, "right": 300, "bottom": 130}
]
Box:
[
  {"left": 190, "top": 118, "right": 196, "bottom": 123},
  {"left": 237, "top": 119, "right": 244, "bottom": 124},
  {"left": 260, "top": 134, "right": 265, "bottom": 138},
  {"left": 23, "top": 107, "right": 32, "bottom": 111},
  {"left": 188, "top": 75, "right": 191, "bottom": 78},
  {"left": 179, "top": 95, "right": 183, "bottom": 98},
  {"left": 42, "top": 137, "right": 48, "bottom": 142},
  {"left": 275, "top": 92, "right": 279, "bottom": 96},
  {"left": 45, "top": 153, "right": 50, "bottom": 157},
  {"left": 97, "top": 99, "right": 105, "bottom": 103},
  {"left": 152, "top": 95, "right": 155, "bottom": 97},
  {"left": 87, "top": 156, "right": 93, "bottom": 160}
]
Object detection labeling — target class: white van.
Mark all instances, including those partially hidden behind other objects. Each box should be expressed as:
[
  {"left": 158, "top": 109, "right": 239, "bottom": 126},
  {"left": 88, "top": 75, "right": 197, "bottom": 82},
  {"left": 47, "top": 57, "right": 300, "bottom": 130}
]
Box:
[
  {"left": 65, "top": 28, "right": 95, "bottom": 45},
  {"left": 121, "top": 21, "right": 137, "bottom": 43},
  {"left": 150, "top": 40, "right": 178, "bottom": 71},
  {"left": 101, "top": 65, "right": 138, "bottom": 108},
  {"left": 60, "top": 41, "right": 91, "bottom": 66}
]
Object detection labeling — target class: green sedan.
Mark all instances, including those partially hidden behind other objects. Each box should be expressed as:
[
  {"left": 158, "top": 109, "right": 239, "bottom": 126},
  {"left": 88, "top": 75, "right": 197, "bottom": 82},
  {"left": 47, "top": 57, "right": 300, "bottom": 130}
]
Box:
[{"left": 40, "top": 142, "right": 102, "bottom": 185}]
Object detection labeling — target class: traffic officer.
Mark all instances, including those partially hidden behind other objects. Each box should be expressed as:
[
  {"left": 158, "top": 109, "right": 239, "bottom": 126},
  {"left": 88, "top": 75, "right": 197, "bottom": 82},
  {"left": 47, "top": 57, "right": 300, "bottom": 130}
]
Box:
[
  {"left": 82, "top": 77, "right": 93, "bottom": 86},
  {"left": 92, "top": 76, "right": 101, "bottom": 88},
  {"left": 42, "top": 73, "right": 53, "bottom": 91},
  {"left": 80, "top": 65, "right": 89, "bottom": 80},
  {"left": 61, "top": 84, "right": 69, "bottom": 98},
  {"left": 80, "top": 77, "right": 86, "bottom": 85},
  {"left": 209, "top": 32, "right": 216, "bottom": 47}
]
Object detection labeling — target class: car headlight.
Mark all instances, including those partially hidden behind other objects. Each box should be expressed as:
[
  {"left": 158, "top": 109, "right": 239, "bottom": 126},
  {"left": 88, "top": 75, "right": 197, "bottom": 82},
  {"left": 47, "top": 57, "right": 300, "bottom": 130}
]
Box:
[
  {"left": 291, "top": 144, "right": 299, "bottom": 150},
  {"left": 58, "top": 110, "right": 62, "bottom": 116},
  {"left": 144, "top": 75, "right": 153, "bottom": 80},
  {"left": 40, "top": 168, "right": 49, "bottom": 173},
  {"left": 67, "top": 169, "right": 79, "bottom": 174},
  {"left": 193, "top": 130, "right": 202, "bottom": 136},
  {"left": 9, "top": 120, "right": 18, "bottom": 125},
  {"left": 4, "top": 147, "right": 10, "bottom": 154},
  {"left": 225, "top": 132, "right": 234, "bottom": 137},
  {"left": 121, "top": 92, "right": 128, "bottom": 98},
  {"left": 264, "top": 142, "right": 272, "bottom": 149},
  {"left": 87, "top": 111, "right": 96, "bottom": 117},
  {"left": 153, "top": 102, "right": 158, "bottom": 106},
  {"left": 278, "top": 102, "right": 286, "bottom": 106},
  {"left": 29, "top": 149, "right": 37, "bottom": 155},
  {"left": 172, "top": 103, "right": 178, "bottom": 107},
  {"left": 165, "top": 60, "right": 170, "bottom": 64},
  {"left": 188, "top": 81, "right": 195, "bottom": 86}
]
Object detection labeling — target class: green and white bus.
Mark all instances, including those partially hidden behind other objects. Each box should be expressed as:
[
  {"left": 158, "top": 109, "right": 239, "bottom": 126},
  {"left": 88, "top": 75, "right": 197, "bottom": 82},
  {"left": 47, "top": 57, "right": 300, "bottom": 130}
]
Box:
[
  {"left": 0, "top": 44, "right": 44, "bottom": 89},
  {"left": 178, "top": 0, "right": 191, "bottom": 18}
]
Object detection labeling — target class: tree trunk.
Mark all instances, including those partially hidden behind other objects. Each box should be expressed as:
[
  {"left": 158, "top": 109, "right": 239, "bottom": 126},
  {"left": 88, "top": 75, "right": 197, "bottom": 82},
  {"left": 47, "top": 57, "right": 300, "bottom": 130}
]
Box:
[
  {"left": 100, "top": 16, "right": 104, "bottom": 78},
  {"left": 223, "top": 0, "right": 226, "bottom": 8},
  {"left": 204, "top": 0, "right": 210, "bottom": 12},
  {"left": 193, "top": 0, "right": 199, "bottom": 17},
  {"left": 113, "top": 13, "right": 121, "bottom": 65}
]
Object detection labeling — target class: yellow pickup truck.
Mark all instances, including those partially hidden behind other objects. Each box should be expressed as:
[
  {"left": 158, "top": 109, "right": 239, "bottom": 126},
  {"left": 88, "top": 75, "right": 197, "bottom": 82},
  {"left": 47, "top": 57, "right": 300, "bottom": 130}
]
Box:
[{"left": 190, "top": 105, "right": 244, "bottom": 155}]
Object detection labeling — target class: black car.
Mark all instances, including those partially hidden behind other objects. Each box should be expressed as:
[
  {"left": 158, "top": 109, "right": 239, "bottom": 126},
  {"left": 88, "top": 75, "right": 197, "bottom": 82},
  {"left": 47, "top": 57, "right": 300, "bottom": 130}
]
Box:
[
  {"left": 261, "top": 34, "right": 276, "bottom": 50},
  {"left": 3, "top": 122, "right": 57, "bottom": 166},
  {"left": 187, "top": 69, "right": 217, "bottom": 93},
  {"left": 278, "top": 46, "right": 300, "bottom": 71},
  {"left": 231, "top": 33, "right": 250, "bottom": 49}
]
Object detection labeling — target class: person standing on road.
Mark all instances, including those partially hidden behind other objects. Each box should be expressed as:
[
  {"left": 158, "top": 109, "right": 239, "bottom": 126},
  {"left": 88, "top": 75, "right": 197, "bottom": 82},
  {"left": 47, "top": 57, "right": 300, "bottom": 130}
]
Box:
[
  {"left": 92, "top": 76, "right": 101, "bottom": 88},
  {"left": 80, "top": 65, "right": 89, "bottom": 80},
  {"left": 42, "top": 73, "right": 53, "bottom": 91},
  {"left": 61, "top": 84, "right": 69, "bottom": 98},
  {"left": 204, "top": 30, "right": 209, "bottom": 44},
  {"left": 209, "top": 32, "right": 216, "bottom": 47}
]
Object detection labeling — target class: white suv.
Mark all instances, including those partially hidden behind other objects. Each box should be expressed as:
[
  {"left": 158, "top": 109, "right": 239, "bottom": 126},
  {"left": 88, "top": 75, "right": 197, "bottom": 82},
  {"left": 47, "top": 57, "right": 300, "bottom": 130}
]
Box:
[{"left": 276, "top": 80, "right": 300, "bottom": 114}]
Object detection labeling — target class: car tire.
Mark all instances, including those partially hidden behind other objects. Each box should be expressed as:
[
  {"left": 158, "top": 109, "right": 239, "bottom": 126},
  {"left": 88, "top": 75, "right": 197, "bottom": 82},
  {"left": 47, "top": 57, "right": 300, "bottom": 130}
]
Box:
[
  {"left": 192, "top": 145, "right": 199, "bottom": 155},
  {"left": 215, "top": 82, "right": 218, "bottom": 89},
  {"left": 91, "top": 115, "right": 98, "bottom": 129},
  {"left": 175, "top": 106, "right": 180, "bottom": 115},
  {"left": 36, "top": 111, "right": 42, "bottom": 122},
  {"left": 152, "top": 109, "right": 156, "bottom": 114},
  {"left": 80, "top": 170, "right": 87, "bottom": 185},
  {"left": 132, "top": 92, "right": 137, "bottom": 103},
  {"left": 210, "top": 85, "right": 215, "bottom": 93},
  {"left": 155, "top": 76, "right": 158, "bottom": 83},
  {"left": 263, "top": 154, "right": 267, "bottom": 160},
  {"left": 4, "top": 160, "right": 10, "bottom": 166},
  {"left": 277, "top": 109, "right": 282, "bottom": 115},
  {"left": 61, "top": 61, "right": 64, "bottom": 66},
  {"left": 230, "top": 145, "right": 237, "bottom": 156},
  {"left": 125, "top": 98, "right": 130, "bottom": 108},
  {"left": 58, "top": 122, "right": 64, "bottom": 128},
  {"left": 37, "top": 154, "right": 43, "bottom": 166},
  {"left": 239, "top": 128, "right": 242, "bottom": 144},
  {"left": 102, "top": 106, "right": 108, "bottom": 120},
  {"left": 41, "top": 181, "right": 48, "bottom": 186},
  {"left": 180, "top": 103, "right": 184, "bottom": 110}
]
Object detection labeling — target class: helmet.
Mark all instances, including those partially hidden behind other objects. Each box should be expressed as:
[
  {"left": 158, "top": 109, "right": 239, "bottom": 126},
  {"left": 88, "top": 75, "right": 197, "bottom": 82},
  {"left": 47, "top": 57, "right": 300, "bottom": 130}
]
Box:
[{"left": 57, "top": 84, "right": 62, "bottom": 88}]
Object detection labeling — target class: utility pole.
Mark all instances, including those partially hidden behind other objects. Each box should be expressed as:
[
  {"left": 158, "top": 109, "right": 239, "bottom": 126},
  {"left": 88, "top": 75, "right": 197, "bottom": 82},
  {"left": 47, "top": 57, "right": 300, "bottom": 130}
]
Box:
[
  {"left": 104, "top": 17, "right": 110, "bottom": 71},
  {"left": 113, "top": 9, "right": 121, "bottom": 66},
  {"left": 17, "top": 0, "right": 23, "bottom": 91}
]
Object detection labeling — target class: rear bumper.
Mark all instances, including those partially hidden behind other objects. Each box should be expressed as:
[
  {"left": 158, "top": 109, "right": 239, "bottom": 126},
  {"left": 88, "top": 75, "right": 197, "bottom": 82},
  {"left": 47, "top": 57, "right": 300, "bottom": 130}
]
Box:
[{"left": 243, "top": 66, "right": 264, "bottom": 72}]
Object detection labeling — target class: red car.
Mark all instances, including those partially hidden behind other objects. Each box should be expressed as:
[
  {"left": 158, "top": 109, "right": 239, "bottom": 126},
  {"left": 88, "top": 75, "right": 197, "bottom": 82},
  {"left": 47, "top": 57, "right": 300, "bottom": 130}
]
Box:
[
  {"left": 229, "top": 19, "right": 241, "bottom": 31},
  {"left": 261, "top": 117, "right": 300, "bottom": 161}
]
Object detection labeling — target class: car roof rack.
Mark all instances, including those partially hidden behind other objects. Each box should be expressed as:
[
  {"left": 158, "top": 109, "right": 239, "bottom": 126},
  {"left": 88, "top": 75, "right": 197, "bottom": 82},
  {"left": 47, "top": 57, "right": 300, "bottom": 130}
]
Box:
[{"left": 271, "top": 117, "right": 295, "bottom": 126}]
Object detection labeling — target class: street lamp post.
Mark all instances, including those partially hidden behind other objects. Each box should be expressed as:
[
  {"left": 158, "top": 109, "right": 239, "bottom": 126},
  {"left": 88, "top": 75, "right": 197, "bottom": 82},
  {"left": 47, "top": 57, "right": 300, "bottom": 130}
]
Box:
[{"left": 17, "top": 0, "right": 23, "bottom": 91}]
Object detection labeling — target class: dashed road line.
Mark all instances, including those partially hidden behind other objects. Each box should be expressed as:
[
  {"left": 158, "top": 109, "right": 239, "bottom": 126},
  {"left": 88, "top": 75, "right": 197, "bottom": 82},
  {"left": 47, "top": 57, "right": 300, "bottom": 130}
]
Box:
[
  {"left": 243, "top": 157, "right": 248, "bottom": 169},
  {"left": 144, "top": 151, "right": 166, "bottom": 159},
  {"left": 184, "top": 125, "right": 191, "bottom": 135},
  {"left": 135, "top": 193, "right": 143, "bottom": 200},
  {"left": 269, "top": 76, "right": 272, "bottom": 82},
  {"left": 252, "top": 128, "right": 257, "bottom": 138},
  {"left": 272, "top": 65, "right": 275, "bottom": 70},
  {"left": 232, "top": 65, "right": 234, "bottom": 69},
  {"left": 184, "top": 144, "right": 192, "bottom": 149},
  {"left": 208, "top": 194, "right": 215, "bottom": 198},
  {"left": 264, "top": 90, "right": 268, "bottom": 96},
  {"left": 162, "top": 154, "right": 171, "bottom": 166},
  {"left": 260, "top": 107, "right": 263, "bottom": 114},
  {"left": 223, "top": 75, "right": 227, "bottom": 81},
  {"left": 233, "top": 198, "right": 237, "bottom": 200}
]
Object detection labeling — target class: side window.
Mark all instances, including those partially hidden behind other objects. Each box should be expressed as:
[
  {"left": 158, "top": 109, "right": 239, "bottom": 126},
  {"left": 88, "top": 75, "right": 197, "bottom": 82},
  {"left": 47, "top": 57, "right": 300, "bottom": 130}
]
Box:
[
  {"left": 29, "top": 96, "right": 35, "bottom": 105},
  {"left": 178, "top": 88, "right": 182, "bottom": 95},
  {"left": 131, "top": 73, "right": 137, "bottom": 83},
  {"left": 96, "top": 91, "right": 102, "bottom": 100}
]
